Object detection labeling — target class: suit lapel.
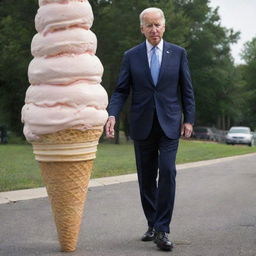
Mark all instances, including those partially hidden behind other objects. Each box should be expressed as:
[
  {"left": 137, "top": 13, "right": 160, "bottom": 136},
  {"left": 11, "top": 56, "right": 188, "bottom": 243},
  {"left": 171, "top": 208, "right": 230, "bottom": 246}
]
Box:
[
  {"left": 157, "top": 41, "right": 172, "bottom": 86},
  {"left": 139, "top": 42, "right": 154, "bottom": 85}
]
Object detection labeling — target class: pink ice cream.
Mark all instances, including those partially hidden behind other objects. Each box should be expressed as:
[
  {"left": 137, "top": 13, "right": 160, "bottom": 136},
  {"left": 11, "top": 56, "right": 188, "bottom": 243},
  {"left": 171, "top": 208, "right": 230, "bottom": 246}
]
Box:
[
  {"left": 28, "top": 54, "right": 103, "bottom": 85},
  {"left": 31, "top": 28, "right": 97, "bottom": 57},
  {"left": 22, "top": 0, "right": 108, "bottom": 141},
  {"left": 35, "top": 1, "right": 93, "bottom": 34}
]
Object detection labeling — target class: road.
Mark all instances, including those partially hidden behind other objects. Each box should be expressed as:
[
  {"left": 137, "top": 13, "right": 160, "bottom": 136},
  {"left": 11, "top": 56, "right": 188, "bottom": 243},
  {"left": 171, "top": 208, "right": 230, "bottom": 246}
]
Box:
[{"left": 0, "top": 154, "right": 256, "bottom": 256}]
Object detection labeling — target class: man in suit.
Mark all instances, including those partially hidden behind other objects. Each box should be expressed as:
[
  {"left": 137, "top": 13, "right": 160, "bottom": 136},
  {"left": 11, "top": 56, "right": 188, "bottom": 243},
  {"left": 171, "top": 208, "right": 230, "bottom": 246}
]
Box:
[{"left": 105, "top": 7, "right": 195, "bottom": 251}]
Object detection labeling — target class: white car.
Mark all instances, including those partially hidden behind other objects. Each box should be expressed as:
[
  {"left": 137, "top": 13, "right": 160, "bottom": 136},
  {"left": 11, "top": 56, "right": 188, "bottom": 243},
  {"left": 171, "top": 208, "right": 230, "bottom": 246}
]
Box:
[{"left": 226, "top": 126, "right": 254, "bottom": 146}]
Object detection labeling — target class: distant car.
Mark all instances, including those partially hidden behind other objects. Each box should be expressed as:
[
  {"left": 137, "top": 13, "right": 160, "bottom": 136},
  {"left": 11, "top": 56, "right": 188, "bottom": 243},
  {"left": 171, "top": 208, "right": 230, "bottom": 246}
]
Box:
[
  {"left": 225, "top": 126, "right": 254, "bottom": 146},
  {"left": 193, "top": 126, "right": 216, "bottom": 141},
  {"left": 210, "top": 127, "right": 227, "bottom": 142}
]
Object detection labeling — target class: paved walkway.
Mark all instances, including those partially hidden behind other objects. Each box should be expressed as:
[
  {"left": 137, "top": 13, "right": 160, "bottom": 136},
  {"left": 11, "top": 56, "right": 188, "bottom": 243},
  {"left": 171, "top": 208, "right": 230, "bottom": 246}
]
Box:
[{"left": 0, "top": 153, "right": 256, "bottom": 256}]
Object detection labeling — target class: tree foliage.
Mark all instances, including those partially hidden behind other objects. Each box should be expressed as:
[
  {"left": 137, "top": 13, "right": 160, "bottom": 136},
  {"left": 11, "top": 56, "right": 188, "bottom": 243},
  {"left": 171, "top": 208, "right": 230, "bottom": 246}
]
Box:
[
  {"left": 0, "top": 0, "right": 37, "bottom": 133},
  {"left": 239, "top": 37, "right": 256, "bottom": 128},
  {"left": 0, "top": 0, "right": 254, "bottom": 139},
  {"left": 173, "top": 0, "right": 240, "bottom": 129}
]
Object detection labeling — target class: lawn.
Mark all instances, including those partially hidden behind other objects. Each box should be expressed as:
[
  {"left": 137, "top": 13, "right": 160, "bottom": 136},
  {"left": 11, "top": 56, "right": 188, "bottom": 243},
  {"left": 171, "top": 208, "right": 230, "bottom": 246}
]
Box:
[{"left": 0, "top": 139, "right": 256, "bottom": 192}]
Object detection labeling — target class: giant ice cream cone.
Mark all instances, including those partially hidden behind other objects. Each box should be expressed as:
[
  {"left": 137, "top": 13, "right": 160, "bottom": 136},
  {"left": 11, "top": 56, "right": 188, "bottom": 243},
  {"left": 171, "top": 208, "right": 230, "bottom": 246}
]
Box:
[
  {"left": 35, "top": 128, "right": 103, "bottom": 251},
  {"left": 21, "top": 0, "right": 108, "bottom": 252}
]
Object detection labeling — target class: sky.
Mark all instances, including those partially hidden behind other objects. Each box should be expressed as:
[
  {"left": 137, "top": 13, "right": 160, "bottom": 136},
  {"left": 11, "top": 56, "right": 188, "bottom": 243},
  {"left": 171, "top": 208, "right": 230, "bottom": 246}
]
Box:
[{"left": 209, "top": 0, "right": 256, "bottom": 64}]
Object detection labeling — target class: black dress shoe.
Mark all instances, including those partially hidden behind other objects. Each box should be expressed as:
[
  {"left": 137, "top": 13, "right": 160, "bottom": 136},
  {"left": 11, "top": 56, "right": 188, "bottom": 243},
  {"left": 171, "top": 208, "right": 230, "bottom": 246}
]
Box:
[
  {"left": 154, "top": 232, "right": 173, "bottom": 251},
  {"left": 141, "top": 227, "right": 155, "bottom": 241}
]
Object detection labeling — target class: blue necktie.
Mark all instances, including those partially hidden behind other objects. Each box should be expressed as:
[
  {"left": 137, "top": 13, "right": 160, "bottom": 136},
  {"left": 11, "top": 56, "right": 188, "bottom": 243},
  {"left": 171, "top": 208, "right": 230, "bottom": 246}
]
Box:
[{"left": 150, "top": 46, "right": 160, "bottom": 86}]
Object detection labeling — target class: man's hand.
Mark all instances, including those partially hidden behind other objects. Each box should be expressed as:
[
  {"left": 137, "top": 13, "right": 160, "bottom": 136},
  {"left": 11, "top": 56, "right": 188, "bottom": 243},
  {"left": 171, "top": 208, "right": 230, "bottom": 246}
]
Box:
[
  {"left": 105, "top": 116, "right": 116, "bottom": 138},
  {"left": 181, "top": 123, "right": 193, "bottom": 138}
]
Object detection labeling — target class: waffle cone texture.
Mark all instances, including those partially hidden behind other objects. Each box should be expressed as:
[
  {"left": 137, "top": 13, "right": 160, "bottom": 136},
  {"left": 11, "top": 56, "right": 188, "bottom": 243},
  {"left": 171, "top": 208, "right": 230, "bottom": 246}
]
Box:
[{"left": 34, "top": 128, "right": 102, "bottom": 252}]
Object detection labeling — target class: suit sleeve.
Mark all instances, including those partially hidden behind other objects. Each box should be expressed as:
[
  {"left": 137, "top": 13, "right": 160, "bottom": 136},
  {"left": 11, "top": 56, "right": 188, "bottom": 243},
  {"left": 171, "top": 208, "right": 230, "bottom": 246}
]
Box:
[
  {"left": 107, "top": 52, "right": 131, "bottom": 118},
  {"left": 179, "top": 49, "right": 195, "bottom": 124}
]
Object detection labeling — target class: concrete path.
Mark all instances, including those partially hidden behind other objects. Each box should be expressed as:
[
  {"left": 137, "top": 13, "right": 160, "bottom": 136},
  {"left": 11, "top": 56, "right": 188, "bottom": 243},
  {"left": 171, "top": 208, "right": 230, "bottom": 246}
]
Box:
[{"left": 0, "top": 153, "right": 256, "bottom": 256}]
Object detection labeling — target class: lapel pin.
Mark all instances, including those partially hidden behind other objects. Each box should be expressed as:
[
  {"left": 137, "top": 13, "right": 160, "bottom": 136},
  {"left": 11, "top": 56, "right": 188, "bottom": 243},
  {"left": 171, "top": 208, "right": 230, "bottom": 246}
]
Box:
[{"left": 166, "top": 50, "right": 170, "bottom": 54}]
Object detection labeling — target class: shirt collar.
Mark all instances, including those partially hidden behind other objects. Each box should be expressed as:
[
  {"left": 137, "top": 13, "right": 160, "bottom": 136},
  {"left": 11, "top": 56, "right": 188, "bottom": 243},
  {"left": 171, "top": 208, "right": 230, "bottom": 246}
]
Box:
[{"left": 146, "top": 39, "right": 164, "bottom": 53}]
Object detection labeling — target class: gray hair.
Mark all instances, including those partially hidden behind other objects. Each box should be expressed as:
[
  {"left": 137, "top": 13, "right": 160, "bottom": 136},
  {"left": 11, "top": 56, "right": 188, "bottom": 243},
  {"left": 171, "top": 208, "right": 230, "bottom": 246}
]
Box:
[{"left": 139, "top": 7, "right": 166, "bottom": 26}]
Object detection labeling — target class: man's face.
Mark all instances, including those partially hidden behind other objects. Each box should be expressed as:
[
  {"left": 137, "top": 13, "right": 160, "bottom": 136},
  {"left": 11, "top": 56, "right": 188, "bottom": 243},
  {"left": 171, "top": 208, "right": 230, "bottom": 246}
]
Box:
[{"left": 141, "top": 12, "right": 165, "bottom": 46}]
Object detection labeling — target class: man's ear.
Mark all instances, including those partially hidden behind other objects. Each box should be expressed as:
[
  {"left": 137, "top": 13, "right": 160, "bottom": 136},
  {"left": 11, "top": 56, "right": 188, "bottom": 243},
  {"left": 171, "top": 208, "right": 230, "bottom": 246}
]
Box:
[{"left": 140, "top": 26, "right": 144, "bottom": 34}]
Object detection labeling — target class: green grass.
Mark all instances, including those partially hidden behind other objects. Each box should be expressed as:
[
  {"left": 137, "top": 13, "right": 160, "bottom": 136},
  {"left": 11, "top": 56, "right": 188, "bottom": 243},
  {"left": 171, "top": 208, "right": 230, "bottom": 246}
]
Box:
[
  {"left": 0, "top": 140, "right": 256, "bottom": 192},
  {"left": 176, "top": 139, "right": 256, "bottom": 163}
]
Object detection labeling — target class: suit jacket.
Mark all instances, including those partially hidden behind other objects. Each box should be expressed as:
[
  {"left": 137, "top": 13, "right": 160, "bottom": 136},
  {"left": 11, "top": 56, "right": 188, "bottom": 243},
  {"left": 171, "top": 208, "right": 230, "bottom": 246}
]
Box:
[{"left": 107, "top": 40, "right": 195, "bottom": 140}]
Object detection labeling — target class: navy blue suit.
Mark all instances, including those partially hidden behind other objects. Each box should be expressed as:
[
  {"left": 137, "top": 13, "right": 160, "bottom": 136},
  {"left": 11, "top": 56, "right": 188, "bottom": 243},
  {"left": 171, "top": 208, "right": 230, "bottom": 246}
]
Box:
[{"left": 108, "top": 41, "right": 195, "bottom": 233}]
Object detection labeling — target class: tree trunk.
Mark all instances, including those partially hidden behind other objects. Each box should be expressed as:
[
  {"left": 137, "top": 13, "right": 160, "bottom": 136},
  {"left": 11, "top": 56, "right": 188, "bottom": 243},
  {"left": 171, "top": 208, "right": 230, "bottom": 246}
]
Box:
[
  {"left": 222, "top": 114, "right": 225, "bottom": 130},
  {"left": 227, "top": 116, "right": 230, "bottom": 130}
]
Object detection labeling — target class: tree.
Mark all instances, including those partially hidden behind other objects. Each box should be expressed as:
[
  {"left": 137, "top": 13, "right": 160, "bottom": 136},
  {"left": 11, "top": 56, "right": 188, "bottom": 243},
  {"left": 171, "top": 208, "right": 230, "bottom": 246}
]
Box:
[
  {"left": 239, "top": 37, "right": 256, "bottom": 128},
  {"left": 0, "top": 0, "right": 241, "bottom": 140},
  {"left": 0, "top": 0, "right": 37, "bottom": 134},
  {"left": 173, "top": 0, "right": 240, "bottom": 129}
]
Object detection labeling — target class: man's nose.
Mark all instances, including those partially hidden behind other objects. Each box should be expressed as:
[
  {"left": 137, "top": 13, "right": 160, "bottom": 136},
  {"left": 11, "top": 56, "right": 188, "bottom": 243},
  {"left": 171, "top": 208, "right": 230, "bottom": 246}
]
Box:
[{"left": 151, "top": 26, "right": 157, "bottom": 32}]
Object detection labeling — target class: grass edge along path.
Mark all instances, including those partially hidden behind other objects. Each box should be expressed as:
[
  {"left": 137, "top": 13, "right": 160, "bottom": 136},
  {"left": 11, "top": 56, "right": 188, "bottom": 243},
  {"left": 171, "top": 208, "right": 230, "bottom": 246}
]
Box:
[{"left": 1, "top": 139, "right": 256, "bottom": 192}]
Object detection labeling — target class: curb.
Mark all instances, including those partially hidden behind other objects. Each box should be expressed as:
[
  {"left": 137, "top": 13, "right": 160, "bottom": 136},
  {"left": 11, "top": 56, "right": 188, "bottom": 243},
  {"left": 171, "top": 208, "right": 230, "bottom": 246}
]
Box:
[{"left": 1, "top": 153, "right": 255, "bottom": 204}]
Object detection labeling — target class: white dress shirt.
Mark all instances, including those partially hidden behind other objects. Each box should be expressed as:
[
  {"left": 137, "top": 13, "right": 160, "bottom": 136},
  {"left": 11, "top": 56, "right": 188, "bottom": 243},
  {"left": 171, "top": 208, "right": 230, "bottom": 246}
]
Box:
[{"left": 146, "top": 39, "right": 163, "bottom": 68}]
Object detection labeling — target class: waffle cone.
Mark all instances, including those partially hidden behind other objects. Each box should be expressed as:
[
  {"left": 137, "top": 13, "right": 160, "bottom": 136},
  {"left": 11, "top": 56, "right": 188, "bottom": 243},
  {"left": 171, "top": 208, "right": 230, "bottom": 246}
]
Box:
[
  {"left": 40, "top": 160, "right": 93, "bottom": 251},
  {"left": 32, "top": 127, "right": 103, "bottom": 162},
  {"left": 33, "top": 128, "right": 103, "bottom": 252}
]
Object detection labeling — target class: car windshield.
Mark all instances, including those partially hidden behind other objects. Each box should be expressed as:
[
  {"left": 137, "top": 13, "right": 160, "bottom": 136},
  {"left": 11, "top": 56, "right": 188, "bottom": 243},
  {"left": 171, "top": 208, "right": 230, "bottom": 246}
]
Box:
[{"left": 229, "top": 128, "right": 250, "bottom": 134}]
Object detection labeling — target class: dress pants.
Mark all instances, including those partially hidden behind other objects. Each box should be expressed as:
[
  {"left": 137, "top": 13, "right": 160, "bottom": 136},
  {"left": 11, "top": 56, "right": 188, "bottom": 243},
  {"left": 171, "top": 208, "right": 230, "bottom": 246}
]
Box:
[{"left": 133, "top": 113, "right": 179, "bottom": 233}]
